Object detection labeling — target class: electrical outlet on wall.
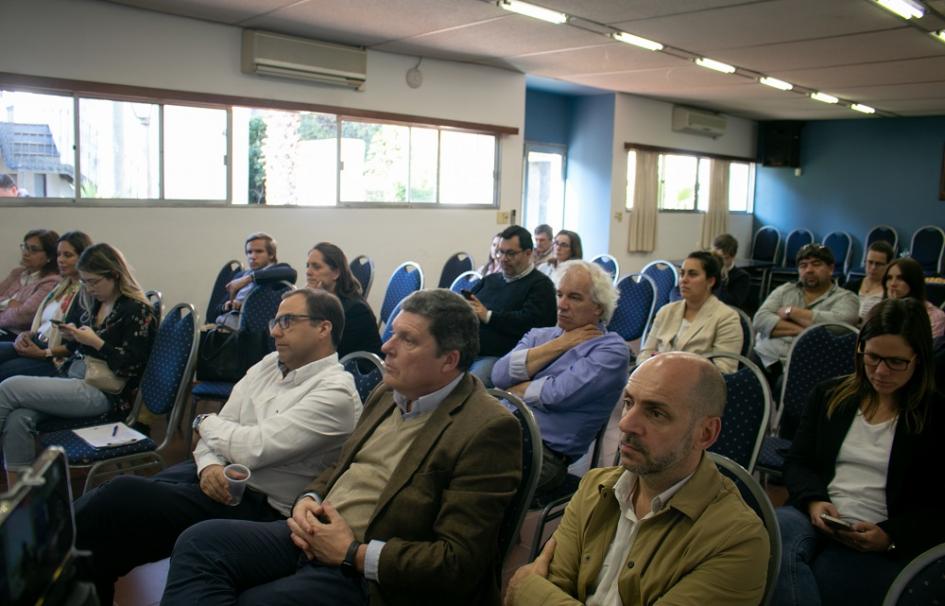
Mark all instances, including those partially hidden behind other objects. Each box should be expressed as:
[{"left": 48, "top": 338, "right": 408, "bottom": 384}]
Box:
[{"left": 496, "top": 211, "right": 510, "bottom": 224}]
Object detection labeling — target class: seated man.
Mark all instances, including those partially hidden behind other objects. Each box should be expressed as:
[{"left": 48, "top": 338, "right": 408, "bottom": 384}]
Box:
[
  {"left": 75, "top": 289, "right": 361, "bottom": 605},
  {"left": 753, "top": 244, "right": 858, "bottom": 377},
  {"left": 506, "top": 353, "right": 770, "bottom": 606},
  {"left": 712, "top": 233, "right": 751, "bottom": 312},
  {"left": 492, "top": 260, "right": 629, "bottom": 497},
  {"left": 532, "top": 223, "right": 554, "bottom": 267},
  {"left": 161, "top": 290, "right": 523, "bottom": 606},
  {"left": 466, "top": 225, "right": 557, "bottom": 386},
  {"left": 213, "top": 231, "right": 297, "bottom": 326}
]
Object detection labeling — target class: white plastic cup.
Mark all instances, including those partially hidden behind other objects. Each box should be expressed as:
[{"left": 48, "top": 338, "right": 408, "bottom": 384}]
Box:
[{"left": 223, "top": 463, "right": 251, "bottom": 506}]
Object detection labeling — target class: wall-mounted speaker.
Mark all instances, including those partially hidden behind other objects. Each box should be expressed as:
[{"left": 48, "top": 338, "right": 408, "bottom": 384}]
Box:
[{"left": 759, "top": 121, "right": 804, "bottom": 168}]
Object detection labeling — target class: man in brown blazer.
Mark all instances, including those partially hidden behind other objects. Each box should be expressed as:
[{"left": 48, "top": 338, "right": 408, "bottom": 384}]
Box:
[{"left": 162, "top": 289, "right": 523, "bottom": 606}]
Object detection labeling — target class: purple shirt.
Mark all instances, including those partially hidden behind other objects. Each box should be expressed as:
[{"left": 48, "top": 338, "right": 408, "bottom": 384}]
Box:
[{"left": 492, "top": 324, "right": 630, "bottom": 459}]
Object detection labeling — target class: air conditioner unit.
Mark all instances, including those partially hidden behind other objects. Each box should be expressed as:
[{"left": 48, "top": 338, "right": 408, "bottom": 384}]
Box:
[
  {"left": 671, "top": 106, "right": 727, "bottom": 138},
  {"left": 241, "top": 30, "right": 367, "bottom": 90}
]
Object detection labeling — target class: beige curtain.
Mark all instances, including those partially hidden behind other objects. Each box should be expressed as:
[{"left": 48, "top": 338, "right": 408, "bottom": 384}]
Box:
[
  {"left": 627, "top": 150, "right": 659, "bottom": 252},
  {"left": 700, "top": 159, "right": 730, "bottom": 249}
]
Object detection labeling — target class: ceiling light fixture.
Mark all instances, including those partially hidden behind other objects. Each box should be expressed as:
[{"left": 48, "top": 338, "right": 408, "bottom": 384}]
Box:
[
  {"left": 759, "top": 76, "right": 793, "bottom": 91},
  {"left": 873, "top": 0, "right": 925, "bottom": 20},
  {"left": 497, "top": 0, "right": 568, "bottom": 24},
  {"left": 695, "top": 57, "right": 736, "bottom": 74},
  {"left": 810, "top": 91, "right": 839, "bottom": 104},
  {"left": 932, "top": 30, "right": 945, "bottom": 44},
  {"left": 612, "top": 31, "right": 663, "bottom": 51},
  {"left": 851, "top": 103, "right": 877, "bottom": 114}
]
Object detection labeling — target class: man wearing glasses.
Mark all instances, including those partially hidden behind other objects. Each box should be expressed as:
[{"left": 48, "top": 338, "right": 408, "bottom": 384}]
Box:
[
  {"left": 466, "top": 225, "right": 557, "bottom": 386},
  {"left": 753, "top": 244, "right": 859, "bottom": 382},
  {"left": 74, "top": 288, "right": 362, "bottom": 606}
]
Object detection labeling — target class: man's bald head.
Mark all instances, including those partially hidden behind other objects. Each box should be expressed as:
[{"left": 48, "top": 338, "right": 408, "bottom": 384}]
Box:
[{"left": 633, "top": 352, "right": 726, "bottom": 422}]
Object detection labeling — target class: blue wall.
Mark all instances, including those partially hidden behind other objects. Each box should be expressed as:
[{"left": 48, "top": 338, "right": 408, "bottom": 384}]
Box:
[
  {"left": 524, "top": 89, "right": 572, "bottom": 145},
  {"left": 755, "top": 116, "right": 945, "bottom": 263},
  {"left": 566, "top": 94, "right": 614, "bottom": 258}
]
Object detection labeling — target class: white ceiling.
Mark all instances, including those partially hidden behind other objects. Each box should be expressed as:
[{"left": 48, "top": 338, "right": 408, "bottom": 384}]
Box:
[{"left": 106, "top": 0, "right": 945, "bottom": 120}]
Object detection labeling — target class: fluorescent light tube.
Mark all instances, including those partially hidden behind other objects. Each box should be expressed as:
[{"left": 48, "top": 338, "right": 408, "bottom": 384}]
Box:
[
  {"left": 759, "top": 77, "right": 793, "bottom": 91},
  {"left": 874, "top": 0, "right": 924, "bottom": 19},
  {"left": 612, "top": 32, "right": 663, "bottom": 51},
  {"left": 695, "top": 57, "right": 736, "bottom": 74},
  {"left": 851, "top": 103, "right": 876, "bottom": 114},
  {"left": 932, "top": 30, "right": 945, "bottom": 44},
  {"left": 497, "top": 0, "right": 567, "bottom": 24},
  {"left": 810, "top": 92, "right": 839, "bottom": 104}
]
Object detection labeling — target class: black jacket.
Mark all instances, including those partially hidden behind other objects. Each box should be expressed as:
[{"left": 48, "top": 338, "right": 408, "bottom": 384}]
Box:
[{"left": 470, "top": 269, "right": 556, "bottom": 357}]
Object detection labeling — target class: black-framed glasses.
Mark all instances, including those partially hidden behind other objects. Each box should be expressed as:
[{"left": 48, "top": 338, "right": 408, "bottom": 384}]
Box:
[
  {"left": 860, "top": 351, "right": 915, "bottom": 372},
  {"left": 19, "top": 243, "right": 44, "bottom": 254},
  {"left": 268, "top": 314, "right": 322, "bottom": 331},
  {"left": 494, "top": 248, "right": 523, "bottom": 259}
]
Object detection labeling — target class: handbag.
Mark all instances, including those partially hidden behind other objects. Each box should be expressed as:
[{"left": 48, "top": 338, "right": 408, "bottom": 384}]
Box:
[
  {"left": 196, "top": 325, "right": 244, "bottom": 382},
  {"left": 84, "top": 356, "right": 128, "bottom": 395}
]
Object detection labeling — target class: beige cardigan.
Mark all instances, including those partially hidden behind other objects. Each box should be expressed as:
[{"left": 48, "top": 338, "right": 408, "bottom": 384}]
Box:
[{"left": 638, "top": 295, "right": 742, "bottom": 373}]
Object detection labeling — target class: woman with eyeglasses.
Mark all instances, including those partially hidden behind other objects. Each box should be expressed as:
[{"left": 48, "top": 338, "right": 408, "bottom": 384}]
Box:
[
  {"left": 882, "top": 257, "right": 944, "bottom": 338},
  {"left": 0, "top": 229, "right": 62, "bottom": 339},
  {"left": 773, "top": 297, "right": 943, "bottom": 606},
  {"left": 0, "top": 231, "right": 93, "bottom": 381},
  {"left": 538, "top": 229, "right": 583, "bottom": 276},
  {"left": 0, "top": 243, "right": 156, "bottom": 483}
]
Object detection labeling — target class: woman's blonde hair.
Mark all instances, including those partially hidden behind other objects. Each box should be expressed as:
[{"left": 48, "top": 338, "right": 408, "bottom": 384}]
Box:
[{"left": 77, "top": 243, "right": 149, "bottom": 307}]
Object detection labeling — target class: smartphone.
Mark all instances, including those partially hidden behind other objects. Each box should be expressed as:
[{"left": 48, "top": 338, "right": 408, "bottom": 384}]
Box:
[
  {"left": 460, "top": 289, "right": 473, "bottom": 300},
  {"left": 820, "top": 513, "right": 855, "bottom": 531}
]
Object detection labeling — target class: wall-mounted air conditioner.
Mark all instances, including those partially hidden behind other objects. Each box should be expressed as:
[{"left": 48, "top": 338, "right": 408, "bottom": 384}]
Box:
[
  {"left": 671, "top": 106, "right": 727, "bottom": 138},
  {"left": 241, "top": 30, "right": 367, "bottom": 91}
]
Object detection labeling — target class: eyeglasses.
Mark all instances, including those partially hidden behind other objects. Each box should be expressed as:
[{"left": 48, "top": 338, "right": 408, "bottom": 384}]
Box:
[
  {"left": 79, "top": 276, "right": 106, "bottom": 288},
  {"left": 553, "top": 241, "right": 571, "bottom": 249},
  {"left": 494, "top": 248, "right": 523, "bottom": 259},
  {"left": 268, "top": 314, "right": 323, "bottom": 331},
  {"left": 19, "top": 243, "right": 44, "bottom": 254},
  {"left": 860, "top": 351, "right": 915, "bottom": 372}
]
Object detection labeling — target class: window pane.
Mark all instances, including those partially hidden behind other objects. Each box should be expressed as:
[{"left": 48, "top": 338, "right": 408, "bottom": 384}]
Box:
[
  {"left": 524, "top": 148, "right": 565, "bottom": 228},
  {"left": 696, "top": 158, "right": 711, "bottom": 212},
  {"left": 729, "top": 162, "right": 752, "bottom": 212},
  {"left": 164, "top": 105, "right": 227, "bottom": 200},
  {"left": 79, "top": 98, "right": 158, "bottom": 199},
  {"left": 409, "top": 127, "right": 437, "bottom": 203},
  {"left": 341, "top": 120, "right": 408, "bottom": 203},
  {"left": 0, "top": 90, "right": 75, "bottom": 198},
  {"left": 659, "top": 154, "right": 697, "bottom": 210},
  {"left": 440, "top": 131, "right": 495, "bottom": 205},
  {"left": 625, "top": 150, "right": 636, "bottom": 211}
]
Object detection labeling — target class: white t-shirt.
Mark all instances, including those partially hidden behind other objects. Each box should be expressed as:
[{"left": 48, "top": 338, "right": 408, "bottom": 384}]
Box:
[{"left": 828, "top": 409, "right": 898, "bottom": 524}]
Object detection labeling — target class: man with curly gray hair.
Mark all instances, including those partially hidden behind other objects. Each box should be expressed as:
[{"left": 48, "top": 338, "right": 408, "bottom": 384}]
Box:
[{"left": 492, "top": 260, "right": 630, "bottom": 498}]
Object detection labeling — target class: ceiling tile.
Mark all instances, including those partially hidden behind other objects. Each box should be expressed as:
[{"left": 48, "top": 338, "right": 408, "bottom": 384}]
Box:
[
  {"left": 539, "top": 0, "right": 760, "bottom": 24},
  {"left": 109, "top": 0, "right": 294, "bottom": 24},
  {"left": 509, "top": 42, "right": 682, "bottom": 76}
]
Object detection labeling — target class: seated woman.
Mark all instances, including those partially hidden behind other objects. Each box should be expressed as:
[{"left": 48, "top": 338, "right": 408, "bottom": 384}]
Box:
[
  {"left": 773, "top": 298, "right": 943, "bottom": 606},
  {"left": 0, "top": 243, "right": 156, "bottom": 483},
  {"left": 845, "top": 241, "right": 894, "bottom": 324},
  {"left": 637, "top": 251, "right": 742, "bottom": 373},
  {"left": 478, "top": 232, "right": 502, "bottom": 277},
  {"left": 304, "top": 242, "right": 381, "bottom": 358},
  {"left": 538, "top": 229, "right": 583, "bottom": 276},
  {"left": 213, "top": 232, "right": 296, "bottom": 328},
  {"left": 883, "top": 257, "right": 944, "bottom": 337},
  {"left": 711, "top": 233, "right": 750, "bottom": 311},
  {"left": 0, "top": 229, "right": 61, "bottom": 339},
  {"left": 0, "top": 231, "right": 93, "bottom": 381}
]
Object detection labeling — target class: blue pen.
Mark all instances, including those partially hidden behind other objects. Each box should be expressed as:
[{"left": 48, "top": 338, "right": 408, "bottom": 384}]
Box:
[{"left": 112, "top": 425, "right": 118, "bottom": 436}]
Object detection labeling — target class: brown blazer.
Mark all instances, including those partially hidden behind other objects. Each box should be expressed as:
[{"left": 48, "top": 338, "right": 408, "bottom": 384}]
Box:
[{"left": 304, "top": 373, "right": 523, "bottom": 606}]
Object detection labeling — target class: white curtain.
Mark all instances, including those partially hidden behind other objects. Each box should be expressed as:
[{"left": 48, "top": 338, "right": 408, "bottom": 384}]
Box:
[
  {"left": 700, "top": 159, "right": 730, "bottom": 249},
  {"left": 627, "top": 150, "right": 659, "bottom": 252}
]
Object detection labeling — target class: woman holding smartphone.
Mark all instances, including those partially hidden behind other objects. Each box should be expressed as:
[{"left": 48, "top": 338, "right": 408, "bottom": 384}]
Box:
[
  {"left": 773, "top": 297, "right": 943, "bottom": 606},
  {"left": 0, "top": 243, "right": 155, "bottom": 483},
  {"left": 0, "top": 231, "right": 92, "bottom": 381}
]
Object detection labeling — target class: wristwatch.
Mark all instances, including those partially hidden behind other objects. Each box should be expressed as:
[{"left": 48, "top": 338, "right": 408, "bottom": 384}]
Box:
[
  {"left": 192, "top": 414, "right": 208, "bottom": 431},
  {"left": 340, "top": 539, "right": 361, "bottom": 576}
]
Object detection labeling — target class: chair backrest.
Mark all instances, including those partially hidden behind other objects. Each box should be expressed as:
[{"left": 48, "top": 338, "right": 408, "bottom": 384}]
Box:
[
  {"left": 641, "top": 260, "right": 679, "bottom": 313},
  {"left": 591, "top": 254, "right": 620, "bottom": 284},
  {"left": 909, "top": 225, "right": 945, "bottom": 274},
  {"left": 339, "top": 351, "right": 384, "bottom": 403},
  {"left": 349, "top": 255, "right": 375, "bottom": 299},
  {"left": 706, "top": 352, "right": 771, "bottom": 473},
  {"left": 449, "top": 270, "right": 482, "bottom": 294},
  {"left": 732, "top": 306, "right": 755, "bottom": 357},
  {"left": 145, "top": 289, "right": 163, "bottom": 321},
  {"left": 380, "top": 299, "right": 404, "bottom": 344},
  {"left": 488, "top": 388, "right": 542, "bottom": 563},
  {"left": 823, "top": 230, "right": 853, "bottom": 275},
  {"left": 238, "top": 280, "right": 294, "bottom": 368},
  {"left": 206, "top": 259, "right": 242, "bottom": 319},
  {"left": 608, "top": 273, "right": 657, "bottom": 342},
  {"left": 778, "top": 322, "right": 859, "bottom": 439},
  {"left": 865, "top": 224, "right": 899, "bottom": 262},
  {"left": 135, "top": 303, "right": 199, "bottom": 451},
  {"left": 379, "top": 262, "right": 424, "bottom": 327},
  {"left": 668, "top": 285, "right": 682, "bottom": 303},
  {"left": 708, "top": 452, "right": 782, "bottom": 606},
  {"left": 781, "top": 229, "right": 815, "bottom": 268},
  {"left": 752, "top": 226, "right": 781, "bottom": 263},
  {"left": 882, "top": 542, "right": 945, "bottom": 606},
  {"left": 437, "top": 252, "right": 474, "bottom": 289}
]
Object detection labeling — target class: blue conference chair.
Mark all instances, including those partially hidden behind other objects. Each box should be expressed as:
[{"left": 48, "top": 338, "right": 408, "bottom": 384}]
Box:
[
  {"left": 766, "top": 228, "right": 814, "bottom": 295},
  {"left": 437, "top": 252, "right": 474, "bottom": 289},
  {"left": 380, "top": 299, "right": 404, "bottom": 344},
  {"left": 449, "top": 270, "right": 482, "bottom": 294},
  {"left": 349, "top": 255, "right": 375, "bottom": 299},
  {"left": 883, "top": 542, "right": 945, "bottom": 606},
  {"left": 591, "top": 254, "right": 619, "bottom": 284},
  {"left": 823, "top": 230, "right": 853, "bottom": 277},
  {"left": 706, "top": 352, "right": 771, "bottom": 473},
  {"left": 751, "top": 226, "right": 781, "bottom": 263},
  {"left": 340, "top": 351, "right": 384, "bottom": 403},
  {"left": 378, "top": 262, "right": 423, "bottom": 330},
  {"left": 206, "top": 259, "right": 243, "bottom": 320},
  {"left": 607, "top": 273, "right": 657, "bottom": 343},
  {"left": 909, "top": 225, "right": 945, "bottom": 275},
  {"left": 641, "top": 260, "right": 678, "bottom": 314}
]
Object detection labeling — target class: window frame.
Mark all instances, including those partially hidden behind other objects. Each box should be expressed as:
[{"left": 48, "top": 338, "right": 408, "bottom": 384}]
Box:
[{"left": 522, "top": 141, "right": 568, "bottom": 230}]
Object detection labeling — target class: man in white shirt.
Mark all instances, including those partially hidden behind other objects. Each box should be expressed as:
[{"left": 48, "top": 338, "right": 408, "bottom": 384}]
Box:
[
  {"left": 506, "top": 353, "right": 769, "bottom": 606},
  {"left": 74, "top": 288, "right": 362, "bottom": 606}
]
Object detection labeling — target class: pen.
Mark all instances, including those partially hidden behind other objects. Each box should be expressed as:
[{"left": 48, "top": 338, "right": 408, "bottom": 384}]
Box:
[{"left": 112, "top": 425, "right": 118, "bottom": 436}]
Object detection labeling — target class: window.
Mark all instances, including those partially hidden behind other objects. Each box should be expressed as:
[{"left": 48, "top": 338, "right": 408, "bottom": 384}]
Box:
[
  {"left": 0, "top": 90, "right": 75, "bottom": 198},
  {"left": 523, "top": 144, "right": 566, "bottom": 231},
  {"left": 79, "top": 98, "right": 159, "bottom": 199},
  {"left": 625, "top": 149, "right": 754, "bottom": 213},
  {"left": 164, "top": 105, "right": 227, "bottom": 200}
]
